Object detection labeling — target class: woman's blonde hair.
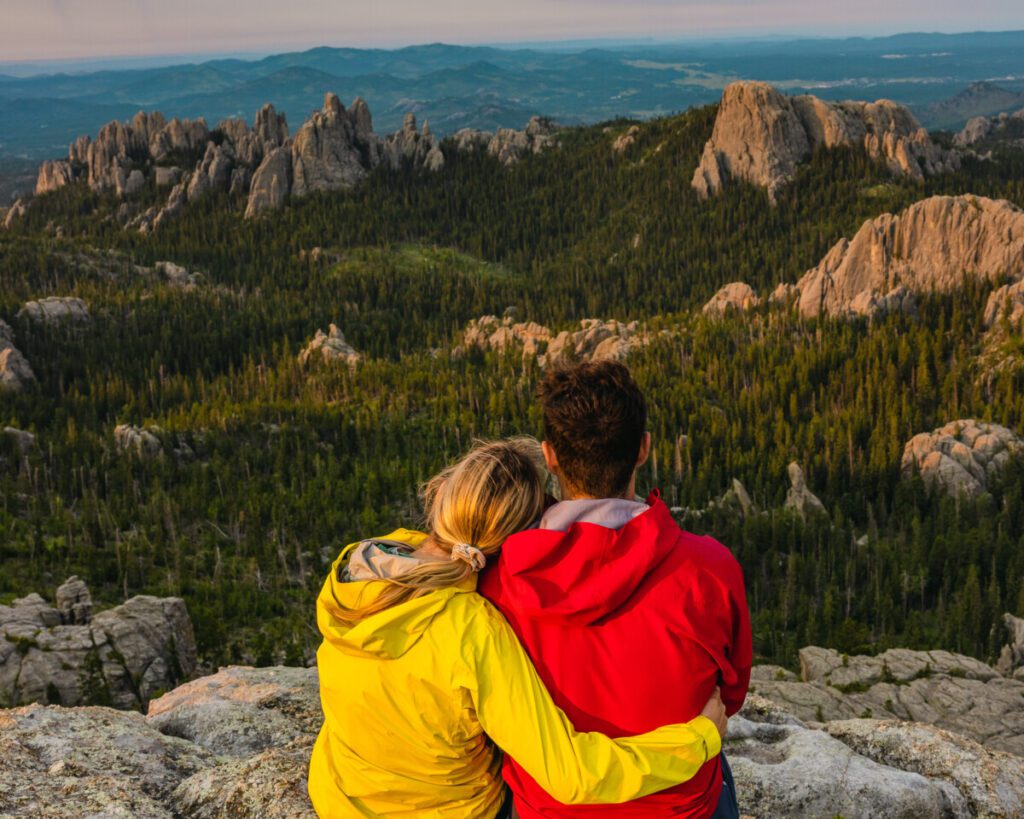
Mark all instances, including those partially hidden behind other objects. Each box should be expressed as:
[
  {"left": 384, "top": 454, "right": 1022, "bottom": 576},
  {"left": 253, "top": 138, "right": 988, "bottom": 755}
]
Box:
[{"left": 336, "top": 437, "right": 545, "bottom": 625}]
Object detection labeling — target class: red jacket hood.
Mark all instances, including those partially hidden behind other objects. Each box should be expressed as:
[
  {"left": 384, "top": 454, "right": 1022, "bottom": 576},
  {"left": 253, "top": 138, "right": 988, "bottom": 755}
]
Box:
[{"left": 493, "top": 491, "right": 678, "bottom": 626}]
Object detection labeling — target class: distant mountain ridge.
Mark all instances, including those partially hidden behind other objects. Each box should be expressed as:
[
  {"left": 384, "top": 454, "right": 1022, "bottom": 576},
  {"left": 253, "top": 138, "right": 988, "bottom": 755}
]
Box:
[{"left": 1, "top": 29, "right": 1023, "bottom": 206}]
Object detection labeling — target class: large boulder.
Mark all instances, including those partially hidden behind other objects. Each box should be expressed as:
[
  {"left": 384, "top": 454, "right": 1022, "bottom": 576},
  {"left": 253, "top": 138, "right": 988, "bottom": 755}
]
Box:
[
  {"left": 752, "top": 645, "right": 1024, "bottom": 756},
  {"left": 0, "top": 578, "right": 197, "bottom": 709},
  {"left": 997, "top": 613, "right": 1024, "bottom": 679},
  {"left": 826, "top": 720, "right": 1024, "bottom": 818},
  {"left": 693, "top": 82, "right": 958, "bottom": 203},
  {"left": 796, "top": 196, "right": 1024, "bottom": 319},
  {"left": 0, "top": 319, "right": 36, "bottom": 391},
  {"left": 18, "top": 296, "right": 90, "bottom": 324},
  {"left": 298, "top": 324, "right": 362, "bottom": 368},
  {"left": 702, "top": 282, "right": 759, "bottom": 316},
  {"left": 729, "top": 696, "right": 967, "bottom": 818},
  {"left": 900, "top": 419, "right": 1024, "bottom": 497}
]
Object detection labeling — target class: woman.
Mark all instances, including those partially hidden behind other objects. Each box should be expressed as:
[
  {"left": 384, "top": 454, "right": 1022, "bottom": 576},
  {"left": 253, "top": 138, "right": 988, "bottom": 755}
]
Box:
[{"left": 308, "top": 437, "right": 726, "bottom": 818}]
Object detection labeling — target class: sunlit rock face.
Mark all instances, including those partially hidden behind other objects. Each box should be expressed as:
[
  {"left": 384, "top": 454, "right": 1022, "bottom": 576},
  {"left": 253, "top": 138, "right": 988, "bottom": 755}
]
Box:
[
  {"left": 693, "top": 81, "right": 958, "bottom": 203},
  {"left": 795, "top": 196, "right": 1024, "bottom": 319}
]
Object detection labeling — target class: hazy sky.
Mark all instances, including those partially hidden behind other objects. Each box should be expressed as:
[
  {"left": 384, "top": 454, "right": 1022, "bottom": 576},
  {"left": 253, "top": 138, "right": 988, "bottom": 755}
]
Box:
[{"left": 3, "top": 0, "right": 1024, "bottom": 62}]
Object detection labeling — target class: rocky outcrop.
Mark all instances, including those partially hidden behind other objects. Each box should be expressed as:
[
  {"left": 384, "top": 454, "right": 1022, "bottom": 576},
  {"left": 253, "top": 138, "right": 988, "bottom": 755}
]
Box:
[
  {"left": 984, "top": 278, "right": 1024, "bottom": 329},
  {"left": 693, "top": 82, "right": 959, "bottom": 203},
  {"left": 3, "top": 426, "right": 35, "bottom": 454},
  {"left": 900, "top": 419, "right": 1023, "bottom": 497},
  {"left": 18, "top": 296, "right": 90, "bottom": 324},
  {"left": 35, "top": 93, "right": 502, "bottom": 226},
  {"left": 702, "top": 282, "right": 759, "bottom": 316},
  {"left": 290, "top": 93, "right": 382, "bottom": 198},
  {"left": 795, "top": 196, "right": 1024, "bottom": 318},
  {"left": 783, "top": 462, "right": 826, "bottom": 518},
  {"left": 453, "top": 115, "right": 559, "bottom": 167},
  {"left": 752, "top": 644, "right": 1024, "bottom": 757},
  {"left": 457, "top": 315, "right": 644, "bottom": 364},
  {"left": 2, "top": 197, "right": 27, "bottom": 229},
  {"left": 955, "top": 108, "right": 1024, "bottom": 148},
  {"left": 997, "top": 613, "right": 1024, "bottom": 679},
  {"left": 0, "top": 577, "right": 196, "bottom": 709},
  {"left": 298, "top": 324, "right": 362, "bottom": 368},
  {"left": 384, "top": 113, "right": 445, "bottom": 172},
  {"left": 36, "top": 159, "right": 75, "bottom": 194},
  {"left": 186, "top": 142, "right": 233, "bottom": 203},
  {"left": 0, "top": 319, "right": 35, "bottom": 391},
  {"left": 729, "top": 696, "right": 969, "bottom": 818},
  {"left": 612, "top": 124, "right": 640, "bottom": 153},
  {"left": 114, "top": 423, "right": 163, "bottom": 458},
  {"left": 5, "top": 664, "right": 1024, "bottom": 818},
  {"left": 149, "top": 116, "right": 209, "bottom": 162},
  {"left": 245, "top": 145, "right": 293, "bottom": 219}
]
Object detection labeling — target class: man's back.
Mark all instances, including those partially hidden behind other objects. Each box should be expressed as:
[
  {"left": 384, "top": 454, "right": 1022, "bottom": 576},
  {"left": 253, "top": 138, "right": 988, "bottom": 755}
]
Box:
[{"left": 479, "top": 492, "right": 751, "bottom": 819}]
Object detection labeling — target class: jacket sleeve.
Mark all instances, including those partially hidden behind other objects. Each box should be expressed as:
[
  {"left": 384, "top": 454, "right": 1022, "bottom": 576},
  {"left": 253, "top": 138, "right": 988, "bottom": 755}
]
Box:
[
  {"left": 721, "top": 557, "right": 753, "bottom": 716},
  {"left": 464, "top": 602, "right": 721, "bottom": 805}
]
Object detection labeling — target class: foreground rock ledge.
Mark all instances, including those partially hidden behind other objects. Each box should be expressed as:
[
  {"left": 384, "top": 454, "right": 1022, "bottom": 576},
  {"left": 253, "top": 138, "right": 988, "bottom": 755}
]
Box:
[{"left": 1, "top": 663, "right": 1022, "bottom": 818}]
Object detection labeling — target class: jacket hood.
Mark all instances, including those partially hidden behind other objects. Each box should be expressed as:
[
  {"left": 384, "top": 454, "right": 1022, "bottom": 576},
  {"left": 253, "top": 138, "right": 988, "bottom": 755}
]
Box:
[
  {"left": 492, "top": 491, "right": 679, "bottom": 626},
  {"left": 316, "top": 528, "right": 475, "bottom": 660}
]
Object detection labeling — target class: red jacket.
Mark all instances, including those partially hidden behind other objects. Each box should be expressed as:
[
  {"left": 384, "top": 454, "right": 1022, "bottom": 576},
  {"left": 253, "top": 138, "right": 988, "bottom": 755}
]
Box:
[{"left": 479, "top": 491, "right": 752, "bottom": 819}]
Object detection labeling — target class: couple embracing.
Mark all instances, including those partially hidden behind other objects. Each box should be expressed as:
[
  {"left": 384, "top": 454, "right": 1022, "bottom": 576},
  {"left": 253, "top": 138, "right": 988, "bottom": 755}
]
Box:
[{"left": 308, "top": 361, "right": 753, "bottom": 818}]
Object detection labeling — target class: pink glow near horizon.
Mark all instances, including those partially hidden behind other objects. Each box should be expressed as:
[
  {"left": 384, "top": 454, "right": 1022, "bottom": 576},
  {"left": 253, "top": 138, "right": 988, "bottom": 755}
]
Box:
[{"left": 2, "top": 0, "right": 1024, "bottom": 62}]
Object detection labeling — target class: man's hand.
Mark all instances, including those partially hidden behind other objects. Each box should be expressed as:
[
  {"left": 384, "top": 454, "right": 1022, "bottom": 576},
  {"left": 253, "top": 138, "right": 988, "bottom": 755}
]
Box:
[{"left": 700, "top": 686, "right": 728, "bottom": 740}]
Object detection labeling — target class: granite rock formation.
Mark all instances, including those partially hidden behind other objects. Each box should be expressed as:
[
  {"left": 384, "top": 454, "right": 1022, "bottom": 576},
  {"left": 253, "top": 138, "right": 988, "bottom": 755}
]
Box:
[
  {"left": 452, "top": 115, "right": 559, "bottom": 166},
  {"left": 900, "top": 419, "right": 1023, "bottom": 497},
  {"left": 245, "top": 145, "right": 293, "bottom": 219},
  {"left": 795, "top": 195, "right": 1024, "bottom": 319},
  {"left": 955, "top": 108, "right": 1024, "bottom": 148},
  {"left": 2, "top": 665, "right": 1023, "bottom": 818},
  {"left": 783, "top": 462, "right": 827, "bottom": 518},
  {"left": 458, "top": 315, "right": 644, "bottom": 364},
  {"left": 290, "top": 94, "right": 381, "bottom": 198},
  {"left": 692, "top": 82, "right": 958, "bottom": 203},
  {"left": 0, "top": 577, "right": 196, "bottom": 709},
  {"left": 31, "top": 97, "right": 557, "bottom": 228},
  {"left": 751, "top": 642, "right": 1024, "bottom": 758},
  {"left": 18, "top": 296, "right": 90, "bottom": 324},
  {"left": 3, "top": 426, "right": 36, "bottom": 454},
  {"left": 114, "top": 423, "right": 164, "bottom": 458},
  {"left": 702, "top": 282, "right": 760, "bottom": 316},
  {"left": 2, "top": 198, "right": 27, "bottom": 229},
  {"left": 298, "top": 324, "right": 362, "bottom": 368},
  {"left": 0, "top": 319, "right": 36, "bottom": 391},
  {"left": 384, "top": 113, "right": 445, "bottom": 172}
]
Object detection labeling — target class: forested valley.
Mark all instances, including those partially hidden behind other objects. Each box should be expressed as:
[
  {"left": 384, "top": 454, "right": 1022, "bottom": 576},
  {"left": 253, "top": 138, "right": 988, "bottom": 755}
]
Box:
[{"left": 2, "top": 101, "right": 1023, "bottom": 671}]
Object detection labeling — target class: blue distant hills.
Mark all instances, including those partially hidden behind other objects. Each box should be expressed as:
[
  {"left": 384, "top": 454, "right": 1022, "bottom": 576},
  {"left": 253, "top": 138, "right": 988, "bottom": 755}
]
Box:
[{"left": 1, "top": 31, "right": 1023, "bottom": 201}]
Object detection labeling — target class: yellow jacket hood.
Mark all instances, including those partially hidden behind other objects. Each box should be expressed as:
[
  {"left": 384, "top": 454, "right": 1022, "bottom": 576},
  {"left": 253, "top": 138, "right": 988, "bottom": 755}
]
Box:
[{"left": 316, "top": 528, "right": 473, "bottom": 660}]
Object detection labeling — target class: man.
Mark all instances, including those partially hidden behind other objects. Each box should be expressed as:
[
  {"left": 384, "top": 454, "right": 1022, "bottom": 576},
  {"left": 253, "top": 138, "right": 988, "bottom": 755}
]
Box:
[{"left": 480, "top": 360, "right": 752, "bottom": 818}]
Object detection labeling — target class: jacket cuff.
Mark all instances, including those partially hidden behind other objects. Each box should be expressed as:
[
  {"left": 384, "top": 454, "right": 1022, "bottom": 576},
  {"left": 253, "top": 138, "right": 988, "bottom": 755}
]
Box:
[{"left": 691, "top": 715, "right": 723, "bottom": 761}]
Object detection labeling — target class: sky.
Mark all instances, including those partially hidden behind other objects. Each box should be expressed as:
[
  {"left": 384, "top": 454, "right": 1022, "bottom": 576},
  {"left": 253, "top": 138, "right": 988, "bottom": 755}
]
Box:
[{"left": 2, "top": 0, "right": 1024, "bottom": 63}]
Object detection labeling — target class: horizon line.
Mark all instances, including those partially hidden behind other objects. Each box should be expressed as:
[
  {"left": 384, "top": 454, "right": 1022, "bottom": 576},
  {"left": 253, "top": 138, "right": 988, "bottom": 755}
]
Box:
[{"left": 3, "top": 27, "right": 1024, "bottom": 70}]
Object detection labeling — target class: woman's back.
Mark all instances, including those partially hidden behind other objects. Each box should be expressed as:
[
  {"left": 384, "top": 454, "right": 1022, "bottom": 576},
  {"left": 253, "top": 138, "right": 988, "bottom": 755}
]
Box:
[{"left": 310, "top": 529, "right": 507, "bottom": 818}]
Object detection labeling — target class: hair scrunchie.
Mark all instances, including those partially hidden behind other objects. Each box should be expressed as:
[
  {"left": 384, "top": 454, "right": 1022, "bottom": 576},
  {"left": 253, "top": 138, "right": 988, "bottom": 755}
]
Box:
[{"left": 450, "top": 542, "right": 487, "bottom": 572}]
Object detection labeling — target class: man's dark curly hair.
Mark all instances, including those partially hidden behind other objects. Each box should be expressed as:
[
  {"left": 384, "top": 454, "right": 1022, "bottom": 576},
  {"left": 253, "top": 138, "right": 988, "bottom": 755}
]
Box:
[{"left": 538, "top": 360, "right": 647, "bottom": 497}]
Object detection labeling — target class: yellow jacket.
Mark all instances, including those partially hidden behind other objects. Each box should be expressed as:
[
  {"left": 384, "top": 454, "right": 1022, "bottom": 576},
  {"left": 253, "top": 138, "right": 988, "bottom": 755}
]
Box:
[{"left": 308, "top": 529, "right": 721, "bottom": 818}]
